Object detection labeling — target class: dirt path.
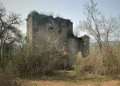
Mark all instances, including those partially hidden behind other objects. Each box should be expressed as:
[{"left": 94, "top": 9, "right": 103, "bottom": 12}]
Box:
[{"left": 22, "top": 80, "right": 120, "bottom": 86}]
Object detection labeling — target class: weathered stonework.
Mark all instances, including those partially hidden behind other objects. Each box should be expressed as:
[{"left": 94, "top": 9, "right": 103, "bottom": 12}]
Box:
[{"left": 27, "top": 12, "right": 90, "bottom": 66}]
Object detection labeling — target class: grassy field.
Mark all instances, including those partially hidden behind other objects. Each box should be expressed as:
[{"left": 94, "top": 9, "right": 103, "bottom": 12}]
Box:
[
  {"left": 0, "top": 70, "right": 120, "bottom": 86},
  {"left": 0, "top": 70, "right": 119, "bottom": 86}
]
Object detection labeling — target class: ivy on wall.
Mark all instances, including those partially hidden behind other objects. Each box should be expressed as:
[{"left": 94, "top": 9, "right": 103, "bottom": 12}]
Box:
[
  {"left": 81, "top": 35, "right": 90, "bottom": 45},
  {"left": 28, "top": 10, "right": 53, "bottom": 25}
]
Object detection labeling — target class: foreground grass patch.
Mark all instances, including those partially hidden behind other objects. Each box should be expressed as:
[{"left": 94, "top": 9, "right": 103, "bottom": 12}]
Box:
[
  {"left": 19, "top": 72, "right": 112, "bottom": 83},
  {"left": 117, "top": 82, "right": 120, "bottom": 86}
]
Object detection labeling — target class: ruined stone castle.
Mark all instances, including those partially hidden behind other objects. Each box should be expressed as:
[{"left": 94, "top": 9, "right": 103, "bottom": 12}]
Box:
[{"left": 27, "top": 11, "right": 89, "bottom": 66}]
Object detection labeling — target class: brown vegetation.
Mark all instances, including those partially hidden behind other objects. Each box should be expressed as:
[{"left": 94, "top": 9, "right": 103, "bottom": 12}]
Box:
[{"left": 74, "top": 42, "right": 120, "bottom": 76}]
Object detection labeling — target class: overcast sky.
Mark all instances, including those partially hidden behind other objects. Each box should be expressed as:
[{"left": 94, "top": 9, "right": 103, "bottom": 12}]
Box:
[{"left": 1, "top": 0, "right": 120, "bottom": 36}]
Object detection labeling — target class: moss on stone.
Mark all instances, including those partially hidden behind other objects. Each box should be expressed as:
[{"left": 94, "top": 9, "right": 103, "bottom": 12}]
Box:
[
  {"left": 28, "top": 10, "right": 53, "bottom": 25},
  {"left": 81, "top": 35, "right": 90, "bottom": 45},
  {"left": 28, "top": 10, "right": 73, "bottom": 34}
]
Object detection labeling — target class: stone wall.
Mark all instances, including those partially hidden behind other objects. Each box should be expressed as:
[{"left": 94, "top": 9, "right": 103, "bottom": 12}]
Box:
[
  {"left": 68, "top": 36, "right": 80, "bottom": 65},
  {"left": 27, "top": 16, "right": 33, "bottom": 45},
  {"left": 31, "top": 16, "right": 73, "bottom": 51},
  {"left": 79, "top": 35, "right": 90, "bottom": 57},
  {"left": 27, "top": 12, "right": 90, "bottom": 66}
]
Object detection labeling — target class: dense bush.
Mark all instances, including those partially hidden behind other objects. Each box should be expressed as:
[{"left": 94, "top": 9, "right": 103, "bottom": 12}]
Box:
[
  {"left": 0, "top": 69, "right": 21, "bottom": 86},
  {"left": 10, "top": 46, "right": 69, "bottom": 76}
]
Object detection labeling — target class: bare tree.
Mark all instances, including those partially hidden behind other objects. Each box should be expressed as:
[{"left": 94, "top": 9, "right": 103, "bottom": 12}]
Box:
[
  {"left": 77, "top": 0, "right": 120, "bottom": 52},
  {"left": 100, "top": 17, "right": 120, "bottom": 46},
  {"left": 0, "top": 3, "right": 22, "bottom": 66}
]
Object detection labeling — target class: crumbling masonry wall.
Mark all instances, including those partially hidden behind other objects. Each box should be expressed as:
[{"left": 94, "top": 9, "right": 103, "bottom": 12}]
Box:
[{"left": 27, "top": 11, "right": 90, "bottom": 66}]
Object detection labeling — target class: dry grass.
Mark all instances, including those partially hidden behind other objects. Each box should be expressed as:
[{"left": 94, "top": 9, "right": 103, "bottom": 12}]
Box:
[
  {"left": 18, "top": 79, "right": 120, "bottom": 86},
  {"left": 74, "top": 43, "right": 120, "bottom": 77}
]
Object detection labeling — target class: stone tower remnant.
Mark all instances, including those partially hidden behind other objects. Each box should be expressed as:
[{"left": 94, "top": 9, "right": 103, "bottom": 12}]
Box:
[{"left": 26, "top": 11, "right": 90, "bottom": 66}]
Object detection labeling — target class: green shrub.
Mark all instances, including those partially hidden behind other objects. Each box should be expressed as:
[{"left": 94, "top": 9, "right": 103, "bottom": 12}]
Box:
[{"left": 73, "top": 52, "right": 85, "bottom": 75}]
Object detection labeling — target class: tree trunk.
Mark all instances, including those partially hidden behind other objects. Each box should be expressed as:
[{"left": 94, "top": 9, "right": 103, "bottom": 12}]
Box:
[
  {"left": 97, "top": 39, "right": 102, "bottom": 53},
  {"left": 0, "top": 39, "right": 3, "bottom": 67}
]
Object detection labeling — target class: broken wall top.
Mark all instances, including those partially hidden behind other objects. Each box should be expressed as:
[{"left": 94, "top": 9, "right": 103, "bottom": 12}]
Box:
[{"left": 27, "top": 11, "right": 73, "bottom": 26}]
